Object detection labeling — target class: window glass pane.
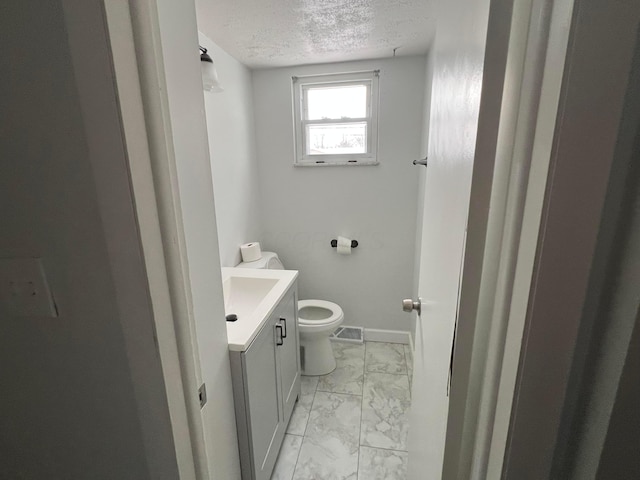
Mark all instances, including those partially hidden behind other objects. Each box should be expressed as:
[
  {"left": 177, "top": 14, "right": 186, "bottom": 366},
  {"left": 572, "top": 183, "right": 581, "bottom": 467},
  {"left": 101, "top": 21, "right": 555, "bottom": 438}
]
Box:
[
  {"left": 306, "top": 123, "right": 367, "bottom": 155},
  {"left": 306, "top": 84, "right": 368, "bottom": 120}
]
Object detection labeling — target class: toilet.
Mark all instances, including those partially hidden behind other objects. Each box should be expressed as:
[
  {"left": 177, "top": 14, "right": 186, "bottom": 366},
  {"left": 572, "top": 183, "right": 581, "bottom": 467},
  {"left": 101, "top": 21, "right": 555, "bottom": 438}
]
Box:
[{"left": 236, "top": 251, "right": 344, "bottom": 375}]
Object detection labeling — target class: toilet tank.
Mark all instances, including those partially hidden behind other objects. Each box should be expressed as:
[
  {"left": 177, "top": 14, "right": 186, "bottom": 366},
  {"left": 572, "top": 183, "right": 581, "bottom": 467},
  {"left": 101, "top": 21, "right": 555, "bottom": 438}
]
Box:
[{"left": 236, "top": 251, "right": 284, "bottom": 270}]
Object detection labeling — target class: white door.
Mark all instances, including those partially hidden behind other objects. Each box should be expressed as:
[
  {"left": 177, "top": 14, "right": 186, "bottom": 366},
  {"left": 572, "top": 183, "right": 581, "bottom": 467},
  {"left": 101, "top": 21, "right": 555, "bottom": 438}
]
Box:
[
  {"left": 406, "top": 0, "right": 492, "bottom": 477},
  {"left": 406, "top": 144, "right": 473, "bottom": 479}
]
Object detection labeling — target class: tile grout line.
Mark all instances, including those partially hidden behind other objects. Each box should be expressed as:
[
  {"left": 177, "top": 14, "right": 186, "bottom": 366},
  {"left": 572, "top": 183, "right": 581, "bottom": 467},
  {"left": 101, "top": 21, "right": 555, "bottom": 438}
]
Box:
[
  {"left": 302, "top": 378, "right": 319, "bottom": 437},
  {"left": 289, "top": 432, "right": 304, "bottom": 480},
  {"left": 356, "top": 341, "right": 369, "bottom": 479},
  {"left": 365, "top": 371, "right": 409, "bottom": 376},
  {"left": 283, "top": 430, "right": 305, "bottom": 480},
  {"left": 290, "top": 377, "right": 319, "bottom": 480},
  {"left": 402, "top": 343, "right": 412, "bottom": 393},
  {"left": 402, "top": 344, "right": 409, "bottom": 374},
  {"left": 361, "top": 444, "right": 410, "bottom": 454}
]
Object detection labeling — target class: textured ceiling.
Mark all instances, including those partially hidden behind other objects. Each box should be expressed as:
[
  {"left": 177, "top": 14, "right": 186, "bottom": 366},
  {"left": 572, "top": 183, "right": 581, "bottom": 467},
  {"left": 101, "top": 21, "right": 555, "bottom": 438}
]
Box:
[{"left": 195, "top": 0, "right": 436, "bottom": 68}]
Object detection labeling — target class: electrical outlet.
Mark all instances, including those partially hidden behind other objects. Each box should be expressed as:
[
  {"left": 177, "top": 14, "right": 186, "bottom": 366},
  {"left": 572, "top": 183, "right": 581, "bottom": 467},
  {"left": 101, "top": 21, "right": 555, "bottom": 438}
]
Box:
[{"left": 0, "top": 258, "right": 58, "bottom": 317}]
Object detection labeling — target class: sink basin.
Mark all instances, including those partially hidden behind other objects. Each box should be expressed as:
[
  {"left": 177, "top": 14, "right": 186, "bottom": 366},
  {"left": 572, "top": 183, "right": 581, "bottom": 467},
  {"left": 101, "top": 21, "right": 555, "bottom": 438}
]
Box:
[
  {"left": 223, "top": 276, "right": 279, "bottom": 321},
  {"left": 221, "top": 267, "right": 298, "bottom": 351}
]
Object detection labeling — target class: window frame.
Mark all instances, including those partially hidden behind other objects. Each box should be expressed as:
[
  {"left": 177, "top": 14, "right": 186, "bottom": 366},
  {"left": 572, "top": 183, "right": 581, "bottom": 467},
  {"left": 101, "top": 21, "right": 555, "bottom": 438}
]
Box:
[{"left": 292, "top": 71, "right": 380, "bottom": 166}]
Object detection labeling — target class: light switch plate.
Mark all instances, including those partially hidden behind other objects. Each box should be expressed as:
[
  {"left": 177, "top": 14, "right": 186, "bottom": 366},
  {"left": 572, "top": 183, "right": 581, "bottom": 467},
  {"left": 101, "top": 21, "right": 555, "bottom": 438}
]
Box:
[{"left": 0, "top": 258, "right": 58, "bottom": 317}]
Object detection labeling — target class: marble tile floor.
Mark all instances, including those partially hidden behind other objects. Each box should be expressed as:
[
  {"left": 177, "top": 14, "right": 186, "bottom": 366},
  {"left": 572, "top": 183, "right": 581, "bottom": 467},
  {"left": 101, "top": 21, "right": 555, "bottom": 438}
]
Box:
[{"left": 271, "top": 341, "right": 413, "bottom": 480}]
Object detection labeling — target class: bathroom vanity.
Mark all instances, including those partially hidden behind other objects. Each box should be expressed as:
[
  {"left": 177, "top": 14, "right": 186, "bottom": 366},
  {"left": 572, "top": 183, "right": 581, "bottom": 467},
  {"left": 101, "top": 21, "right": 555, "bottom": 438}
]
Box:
[{"left": 222, "top": 268, "right": 301, "bottom": 480}]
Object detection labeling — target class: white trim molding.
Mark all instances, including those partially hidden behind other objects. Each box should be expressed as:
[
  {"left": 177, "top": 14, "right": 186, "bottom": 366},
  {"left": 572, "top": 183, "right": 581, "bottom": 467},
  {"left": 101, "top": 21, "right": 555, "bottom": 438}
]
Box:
[
  {"left": 292, "top": 70, "right": 380, "bottom": 166},
  {"left": 364, "top": 328, "right": 411, "bottom": 344}
]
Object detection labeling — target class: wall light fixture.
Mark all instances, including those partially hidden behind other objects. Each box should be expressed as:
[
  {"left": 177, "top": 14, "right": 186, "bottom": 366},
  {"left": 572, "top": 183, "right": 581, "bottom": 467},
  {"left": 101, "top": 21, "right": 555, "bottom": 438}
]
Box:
[{"left": 200, "top": 46, "right": 223, "bottom": 93}]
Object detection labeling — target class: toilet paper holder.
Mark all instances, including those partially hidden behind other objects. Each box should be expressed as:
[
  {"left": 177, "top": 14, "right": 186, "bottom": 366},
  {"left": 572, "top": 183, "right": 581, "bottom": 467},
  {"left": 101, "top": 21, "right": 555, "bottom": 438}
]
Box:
[{"left": 331, "top": 239, "right": 358, "bottom": 248}]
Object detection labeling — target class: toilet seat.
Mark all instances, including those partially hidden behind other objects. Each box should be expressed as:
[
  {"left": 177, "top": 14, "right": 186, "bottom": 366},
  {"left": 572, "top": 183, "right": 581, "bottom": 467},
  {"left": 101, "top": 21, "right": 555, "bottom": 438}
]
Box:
[{"left": 298, "top": 300, "right": 344, "bottom": 327}]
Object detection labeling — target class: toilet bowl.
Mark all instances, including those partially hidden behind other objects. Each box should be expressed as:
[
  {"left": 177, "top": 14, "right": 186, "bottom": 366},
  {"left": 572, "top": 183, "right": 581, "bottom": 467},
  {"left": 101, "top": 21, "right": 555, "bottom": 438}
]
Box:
[
  {"left": 235, "top": 251, "right": 343, "bottom": 376},
  {"left": 298, "top": 300, "right": 344, "bottom": 375}
]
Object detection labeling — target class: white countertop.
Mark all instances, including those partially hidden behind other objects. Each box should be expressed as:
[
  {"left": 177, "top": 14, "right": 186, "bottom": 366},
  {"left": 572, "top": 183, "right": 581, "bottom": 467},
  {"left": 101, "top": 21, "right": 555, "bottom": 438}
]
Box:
[{"left": 222, "top": 267, "right": 298, "bottom": 352}]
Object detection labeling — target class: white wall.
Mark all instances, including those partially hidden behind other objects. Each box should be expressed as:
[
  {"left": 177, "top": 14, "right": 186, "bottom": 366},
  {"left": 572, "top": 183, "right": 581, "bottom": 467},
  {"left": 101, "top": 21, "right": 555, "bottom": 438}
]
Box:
[
  {"left": 0, "top": 1, "right": 175, "bottom": 478},
  {"left": 198, "top": 32, "right": 263, "bottom": 268},
  {"left": 150, "top": 0, "right": 242, "bottom": 478},
  {"left": 252, "top": 57, "right": 426, "bottom": 332}
]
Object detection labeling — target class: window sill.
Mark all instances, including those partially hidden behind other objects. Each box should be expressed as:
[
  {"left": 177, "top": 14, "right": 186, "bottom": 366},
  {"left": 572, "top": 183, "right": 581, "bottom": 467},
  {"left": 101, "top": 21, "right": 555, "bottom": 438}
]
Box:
[{"left": 294, "top": 160, "right": 379, "bottom": 167}]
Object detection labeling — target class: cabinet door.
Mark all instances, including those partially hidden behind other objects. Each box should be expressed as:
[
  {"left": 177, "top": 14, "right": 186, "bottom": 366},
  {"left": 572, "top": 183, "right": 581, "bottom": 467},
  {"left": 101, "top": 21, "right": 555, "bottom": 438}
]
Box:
[
  {"left": 277, "top": 290, "right": 301, "bottom": 425},
  {"left": 243, "top": 315, "right": 283, "bottom": 480}
]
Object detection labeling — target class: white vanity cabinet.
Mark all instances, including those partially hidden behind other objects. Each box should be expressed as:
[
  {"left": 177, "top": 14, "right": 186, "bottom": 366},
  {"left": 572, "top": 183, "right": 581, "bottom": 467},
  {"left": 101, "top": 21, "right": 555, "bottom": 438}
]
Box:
[{"left": 229, "top": 283, "right": 300, "bottom": 480}]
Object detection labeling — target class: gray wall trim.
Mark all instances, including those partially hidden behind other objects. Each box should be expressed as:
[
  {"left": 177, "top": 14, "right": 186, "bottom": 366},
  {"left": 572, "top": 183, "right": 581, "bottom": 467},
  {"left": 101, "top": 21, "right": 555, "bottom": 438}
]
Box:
[{"left": 502, "top": 0, "right": 640, "bottom": 477}]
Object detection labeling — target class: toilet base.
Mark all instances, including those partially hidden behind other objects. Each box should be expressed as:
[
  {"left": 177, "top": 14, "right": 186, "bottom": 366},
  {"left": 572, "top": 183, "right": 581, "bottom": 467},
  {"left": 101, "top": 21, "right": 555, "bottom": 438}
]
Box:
[{"left": 300, "top": 334, "right": 337, "bottom": 376}]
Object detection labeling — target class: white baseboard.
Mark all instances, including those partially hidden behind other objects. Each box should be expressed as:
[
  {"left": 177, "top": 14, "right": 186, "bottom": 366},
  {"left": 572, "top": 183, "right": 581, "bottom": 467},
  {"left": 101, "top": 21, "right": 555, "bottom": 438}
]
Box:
[{"left": 363, "top": 328, "right": 411, "bottom": 344}]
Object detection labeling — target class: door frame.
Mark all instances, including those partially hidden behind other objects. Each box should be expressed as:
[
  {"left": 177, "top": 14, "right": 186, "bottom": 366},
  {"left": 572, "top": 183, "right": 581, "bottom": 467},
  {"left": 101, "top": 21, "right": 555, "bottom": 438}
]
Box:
[
  {"left": 441, "top": 0, "right": 577, "bottom": 477},
  {"left": 92, "top": 0, "right": 230, "bottom": 478},
  {"left": 105, "top": 0, "right": 245, "bottom": 478},
  {"left": 501, "top": 0, "right": 640, "bottom": 477},
  {"left": 79, "top": 0, "right": 638, "bottom": 479},
  {"left": 60, "top": 1, "right": 200, "bottom": 478}
]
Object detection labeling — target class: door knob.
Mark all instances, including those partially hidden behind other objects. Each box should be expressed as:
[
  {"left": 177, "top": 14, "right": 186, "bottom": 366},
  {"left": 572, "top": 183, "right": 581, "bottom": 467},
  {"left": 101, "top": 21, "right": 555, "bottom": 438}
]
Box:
[{"left": 402, "top": 298, "right": 421, "bottom": 315}]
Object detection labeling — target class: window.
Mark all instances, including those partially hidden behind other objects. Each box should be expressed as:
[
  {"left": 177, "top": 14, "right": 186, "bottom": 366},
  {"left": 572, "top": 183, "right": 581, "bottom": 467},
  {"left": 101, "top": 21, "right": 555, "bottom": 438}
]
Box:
[{"left": 293, "top": 71, "right": 380, "bottom": 166}]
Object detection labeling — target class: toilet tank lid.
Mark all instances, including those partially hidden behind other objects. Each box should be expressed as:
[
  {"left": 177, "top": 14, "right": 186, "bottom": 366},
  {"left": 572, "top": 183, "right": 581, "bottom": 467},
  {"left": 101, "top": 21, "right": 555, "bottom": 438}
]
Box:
[{"left": 236, "top": 251, "right": 283, "bottom": 269}]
